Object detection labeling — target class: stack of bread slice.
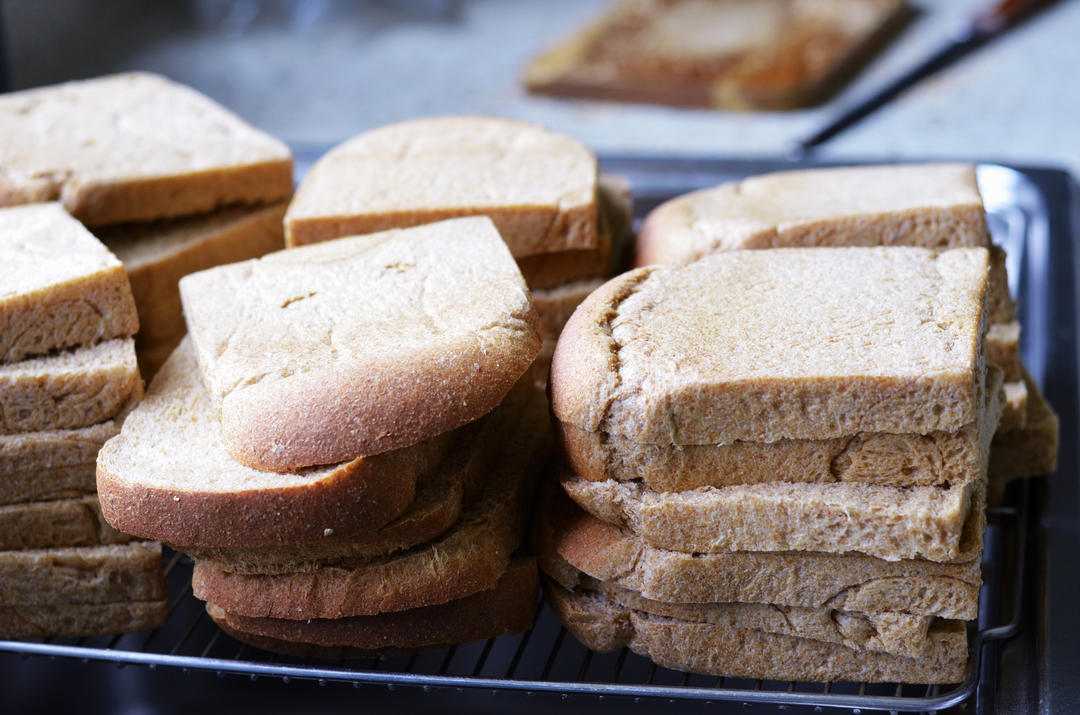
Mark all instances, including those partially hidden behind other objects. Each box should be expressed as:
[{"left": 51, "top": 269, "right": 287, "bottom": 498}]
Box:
[
  {"left": 98, "top": 217, "right": 547, "bottom": 656},
  {"left": 634, "top": 163, "right": 1058, "bottom": 499},
  {"left": 282, "top": 116, "right": 632, "bottom": 386},
  {"left": 0, "top": 73, "right": 295, "bottom": 378},
  {"left": 545, "top": 244, "right": 998, "bottom": 683},
  {"left": 0, "top": 203, "right": 165, "bottom": 638}
]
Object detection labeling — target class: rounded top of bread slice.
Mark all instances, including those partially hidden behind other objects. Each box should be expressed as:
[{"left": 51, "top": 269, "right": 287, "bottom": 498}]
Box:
[
  {"left": 551, "top": 246, "right": 989, "bottom": 445},
  {"left": 0, "top": 73, "right": 293, "bottom": 225},
  {"left": 284, "top": 116, "right": 598, "bottom": 257},
  {"left": 180, "top": 216, "right": 541, "bottom": 471},
  {"left": 96, "top": 338, "right": 452, "bottom": 548},
  {"left": 636, "top": 163, "right": 989, "bottom": 266}
]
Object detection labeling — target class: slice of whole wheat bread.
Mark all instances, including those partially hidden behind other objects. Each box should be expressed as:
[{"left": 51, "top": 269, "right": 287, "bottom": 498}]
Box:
[
  {"left": 0, "top": 338, "right": 141, "bottom": 434},
  {"left": 534, "top": 485, "right": 982, "bottom": 619},
  {"left": 182, "top": 378, "right": 536, "bottom": 574},
  {"left": 98, "top": 202, "right": 286, "bottom": 378},
  {"left": 191, "top": 391, "right": 549, "bottom": 619},
  {"left": 534, "top": 278, "right": 605, "bottom": 340},
  {"left": 206, "top": 556, "right": 538, "bottom": 656},
  {"left": 545, "top": 580, "right": 968, "bottom": 684},
  {"left": 180, "top": 216, "right": 541, "bottom": 471},
  {"left": 551, "top": 247, "right": 989, "bottom": 445},
  {"left": 284, "top": 117, "right": 597, "bottom": 257},
  {"left": 989, "top": 367, "right": 1059, "bottom": 503},
  {"left": 558, "top": 368, "right": 999, "bottom": 562},
  {"left": 0, "top": 600, "right": 167, "bottom": 639},
  {"left": 0, "top": 203, "right": 138, "bottom": 363},
  {"left": 97, "top": 338, "right": 452, "bottom": 548},
  {"left": 0, "top": 541, "right": 164, "bottom": 605},
  {"left": 0, "top": 495, "right": 131, "bottom": 550},
  {"left": 0, "top": 73, "right": 293, "bottom": 225},
  {"left": 634, "top": 163, "right": 988, "bottom": 267}
]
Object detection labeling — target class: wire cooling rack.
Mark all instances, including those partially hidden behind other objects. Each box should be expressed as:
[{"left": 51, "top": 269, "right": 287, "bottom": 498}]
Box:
[{"left": 0, "top": 479, "right": 1030, "bottom": 713}]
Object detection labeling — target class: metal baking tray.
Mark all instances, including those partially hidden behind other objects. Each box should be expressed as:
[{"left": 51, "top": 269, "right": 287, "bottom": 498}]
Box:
[{"left": 1, "top": 158, "right": 1073, "bottom": 714}]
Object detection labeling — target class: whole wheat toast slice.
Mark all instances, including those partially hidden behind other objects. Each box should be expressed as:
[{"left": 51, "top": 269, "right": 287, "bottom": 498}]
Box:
[
  {"left": 989, "top": 367, "right": 1059, "bottom": 504},
  {"left": 284, "top": 117, "right": 597, "bottom": 257},
  {"left": 0, "top": 203, "right": 138, "bottom": 363},
  {"left": 0, "top": 338, "right": 141, "bottom": 434},
  {"left": 559, "top": 368, "right": 999, "bottom": 563},
  {"left": 180, "top": 216, "right": 541, "bottom": 471},
  {"left": 552, "top": 247, "right": 989, "bottom": 446},
  {"left": 561, "top": 366, "right": 1002, "bottom": 491},
  {"left": 534, "top": 278, "right": 605, "bottom": 340},
  {"left": 0, "top": 600, "right": 167, "bottom": 639},
  {"left": 538, "top": 540, "right": 940, "bottom": 659},
  {"left": 0, "top": 495, "right": 131, "bottom": 550},
  {"left": 191, "top": 391, "right": 550, "bottom": 619},
  {"left": 534, "top": 485, "right": 982, "bottom": 619},
  {"left": 98, "top": 202, "right": 287, "bottom": 378},
  {"left": 635, "top": 164, "right": 988, "bottom": 267},
  {"left": 183, "top": 378, "right": 537, "bottom": 574},
  {"left": 207, "top": 556, "right": 538, "bottom": 656},
  {"left": 97, "top": 338, "right": 453, "bottom": 548},
  {"left": 545, "top": 580, "right": 967, "bottom": 685},
  {"left": 0, "top": 73, "right": 293, "bottom": 225},
  {"left": 0, "top": 541, "right": 164, "bottom": 605}
]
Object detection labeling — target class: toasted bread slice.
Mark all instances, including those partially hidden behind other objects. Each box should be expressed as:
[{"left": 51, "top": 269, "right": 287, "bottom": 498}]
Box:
[
  {"left": 97, "top": 338, "right": 453, "bottom": 548},
  {"left": 0, "top": 203, "right": 138, "bottom": 362},
  {"left": 0, "top": 73, "right": 292, "bottom": 225},
  {"left": 284, "top": 117, "right": 597, "bottom": 257},
  {"left": 180, "top": 216, "right": 540, "bottom": 471}
]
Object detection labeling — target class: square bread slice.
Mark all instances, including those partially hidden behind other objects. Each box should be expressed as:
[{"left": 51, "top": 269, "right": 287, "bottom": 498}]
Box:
[
  {"left": 0, "top": 73, "right": 293, "bottom": 225},
  {"left": 0, "top": 601, "right": 167, "bottom": 639},
  {"left": 180, "top": 216, "right": 541, "bottom": 471},
  {"left": 284, "top": 117, "right": 598, "bottom": 257},
  {"left": 552, "top": 246, "right": 989, "bottom": 445},
  {"left": 635, "top": 163, "right": 989, "bottom": 266},
  {"left": 545, "top": 580, "right": 967, "bottom": 685},
  {"left": 0, "top": 338, "right": 141, "bottom": 434},
  {"left": 0, "top": 495, "right": 131, "bottom": 550},
  {"left": 534, "top": 485, "right": 983, "bottom": 620},
  {"left": 0, "top": 203, "right": 138, "bottom": 362},
  {"left": 97, "top": 201, "right": 287, "bottom": 378},
  {"left": 97, "top": 338, "right": 453, "bottom": 549}
]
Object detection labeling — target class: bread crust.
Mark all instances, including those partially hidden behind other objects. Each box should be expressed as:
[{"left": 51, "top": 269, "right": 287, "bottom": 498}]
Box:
[{"left": 206, "top": 557, "right": 538, "bottom": 654}]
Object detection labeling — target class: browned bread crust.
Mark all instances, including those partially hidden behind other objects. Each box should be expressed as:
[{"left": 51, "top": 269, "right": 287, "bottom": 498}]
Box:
[
  {"left": 97, "top": 339, "right": 451, "bottom": 548},
  {"left": 206, "top": 557, "right": 538, "bottom": 655}
]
